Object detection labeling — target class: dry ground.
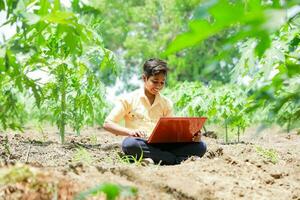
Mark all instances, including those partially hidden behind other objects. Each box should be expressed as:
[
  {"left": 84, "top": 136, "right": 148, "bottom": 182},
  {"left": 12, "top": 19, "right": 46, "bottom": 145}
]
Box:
[{"left": 0, "top": 125, "right": 299, "bottom": 200}]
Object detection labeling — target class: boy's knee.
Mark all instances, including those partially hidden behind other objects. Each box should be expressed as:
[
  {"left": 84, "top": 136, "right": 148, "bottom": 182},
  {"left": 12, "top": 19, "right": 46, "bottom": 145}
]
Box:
[
  {"left": 198, "top": 141, "right": 207, "bottom": 157},
  {"left": 122, "top": 137, "right": 143, "bottom": 155}
]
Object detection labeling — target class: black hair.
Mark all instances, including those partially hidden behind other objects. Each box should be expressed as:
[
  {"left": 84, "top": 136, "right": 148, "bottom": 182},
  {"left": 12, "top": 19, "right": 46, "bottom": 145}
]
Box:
[{"left": 143, "top": 58, "right": 169, "bottom": 78}]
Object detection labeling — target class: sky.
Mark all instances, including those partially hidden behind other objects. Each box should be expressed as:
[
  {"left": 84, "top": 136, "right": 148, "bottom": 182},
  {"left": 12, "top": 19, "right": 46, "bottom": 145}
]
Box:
[{"left": 0, "top": 11, "right": 16, "bottom": 44}]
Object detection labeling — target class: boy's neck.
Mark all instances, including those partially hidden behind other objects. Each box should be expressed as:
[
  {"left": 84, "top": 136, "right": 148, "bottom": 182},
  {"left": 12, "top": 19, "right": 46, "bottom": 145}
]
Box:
[{"left": 144, "top": 88, "right": 156, "bottom": 105}]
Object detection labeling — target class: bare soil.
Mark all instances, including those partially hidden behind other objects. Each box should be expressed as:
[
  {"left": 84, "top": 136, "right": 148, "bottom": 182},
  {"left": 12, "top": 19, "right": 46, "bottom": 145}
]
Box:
[{"left": 0, "top": 125, "right": 299, "bottom": 200}]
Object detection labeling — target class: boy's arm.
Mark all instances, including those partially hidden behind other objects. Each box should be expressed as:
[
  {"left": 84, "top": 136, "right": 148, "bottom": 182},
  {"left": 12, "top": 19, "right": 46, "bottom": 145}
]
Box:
[
  {"left": 192, "top": 131, "right": 202, "bottom": 142},
  {"left": 103, "top": 121, "right": 146, "bottom": 137},
  {"left": 103, "top": 98, "right": 146, "bottom": 138},
  {"left": 165, "top": 98, "right": 174, "bottom": 116}
]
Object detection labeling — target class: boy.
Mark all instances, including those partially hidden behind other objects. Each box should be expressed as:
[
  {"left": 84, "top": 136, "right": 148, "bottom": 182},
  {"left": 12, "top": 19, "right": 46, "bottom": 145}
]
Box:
[{"left": 103, "top": 58, "right": 207, "bottom": 165}]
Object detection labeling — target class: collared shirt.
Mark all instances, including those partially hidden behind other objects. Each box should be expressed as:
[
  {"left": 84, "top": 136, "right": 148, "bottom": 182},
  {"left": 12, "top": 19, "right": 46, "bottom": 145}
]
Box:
[{"left": 105, "top": 88, "right": 173, "bottom": 136}]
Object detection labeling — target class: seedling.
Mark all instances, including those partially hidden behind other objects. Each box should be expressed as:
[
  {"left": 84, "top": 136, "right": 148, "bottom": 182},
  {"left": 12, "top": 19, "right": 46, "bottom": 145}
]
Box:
[
  {"left": 75, "top": 183, "right": 138, "bottom": 200},
  {"left": 0, "top": 164, "right": 57, "bottom": 198},
  {"left": 2, "top": 135, "right": 11, "bottom": 157},
  {"left": 72, "top": 147, "right": 94, "bottom": 165},
  {"left": 89, "top": 134, "right": 98, "bottom": 145},
  {"left": 0, "top": 165, "right": 34, "bottom": 184},
  {"left": 116, "top": 150, "right": 144, "bottom": 165},
  {"left": 255, "top": 146, "right": 279, "bottom": 164}
]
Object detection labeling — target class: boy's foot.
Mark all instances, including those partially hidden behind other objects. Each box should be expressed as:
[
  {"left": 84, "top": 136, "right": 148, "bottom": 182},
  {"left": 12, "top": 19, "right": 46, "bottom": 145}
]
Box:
[
  {"left": 181, "top": 156, "right": 201, "bottom": 164},
  {"left": 141, "top": 158, "right": 154, "bottom": 166},
  {"left": 175, "top": 156, "right": 188, "bottom": 164}
]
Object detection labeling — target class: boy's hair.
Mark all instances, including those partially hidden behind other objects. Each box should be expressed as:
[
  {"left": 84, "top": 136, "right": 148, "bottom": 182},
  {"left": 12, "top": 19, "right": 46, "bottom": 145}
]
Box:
[{"left": 143, "top": 58, "right": 169, "bottom": 78}]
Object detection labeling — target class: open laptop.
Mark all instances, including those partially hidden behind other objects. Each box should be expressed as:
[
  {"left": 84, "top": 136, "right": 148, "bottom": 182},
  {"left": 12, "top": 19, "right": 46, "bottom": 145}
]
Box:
[{"left": 147, "top": 117, "right": 207, "bottom": 143}]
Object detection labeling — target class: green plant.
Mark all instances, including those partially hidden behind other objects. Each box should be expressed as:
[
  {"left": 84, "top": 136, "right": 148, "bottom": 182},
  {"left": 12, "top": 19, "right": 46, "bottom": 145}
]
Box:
[
  {"left": 164, "top": 0, "right": 300, "bottom": 131},
  {"left": 116, "top": 150, "right": 144, "bottom": 165},
  {"left": 0, "top": 0, "right": 116, "bottom": 143},
  {"left": 0, "top": 165, "right": 34, "bottom": 184},
  {"left": 72, "top": 147, "right": 94, "bottom": 165},
  {"left": 1, "top": 135, "right": 11, "bottom": 157},
  {"left": 75, "top": 183, "right": 138, "bottom": 200},
  {"left": 0, "top": 86, "right": 30, "bottom": 131},
  {"left": 213, "top": 85, "right": 251, "bottom": 143},
  {"left": 117, "top": 154, "right": 143, "bottom": 165},
  {"left": 165, "top": 0, "right": 299, "bottom": 57},
  {"left": 89, "top": 134, "right": 98, "bottom": 145},
  {"left": 164, "top": 82, "right": 251, "bottom": 143},
  {"left": 0, "top": 164, "right": 57, "bottom": 198},
  {"left": 255, "top": 146, "right": 279, "bottom": 164},
  {"left": 277, "top": 101, "right": 300, "bottom": 133},
  {"left": 35, "top": 123, "right": 48, "bottom": 142}
]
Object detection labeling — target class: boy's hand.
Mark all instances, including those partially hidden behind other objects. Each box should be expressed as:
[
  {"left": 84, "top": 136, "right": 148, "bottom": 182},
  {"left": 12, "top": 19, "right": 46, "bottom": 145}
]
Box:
[
  {"left": 128, "top": 130, "right": 147, "bottom": 138},
  {"left": 192, "top": 131, "right": 202, "bottom": 142}
]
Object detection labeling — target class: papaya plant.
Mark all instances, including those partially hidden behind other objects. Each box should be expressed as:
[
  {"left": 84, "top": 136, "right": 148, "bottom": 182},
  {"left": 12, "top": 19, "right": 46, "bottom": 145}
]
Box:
[
  {"left": 0, "top": 0, "right": 116, "bottom": 142},
  {"left": 0, "top": 40, "right": 42, "bottom": 130},
  {"left": 164, "top": 81, "right": 251, "bottom": 142},
  {"left": 212, "top": 85, "right": 251, "bottom": 143}
]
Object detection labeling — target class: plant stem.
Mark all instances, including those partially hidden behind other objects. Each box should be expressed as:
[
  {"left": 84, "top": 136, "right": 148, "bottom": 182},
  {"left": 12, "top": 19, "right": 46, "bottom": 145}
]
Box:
[
  {"left": 287, "top": 118, "right": 290, "bottom": 133},
  {"left": 59, "top": 64, "right": 67, "bottom": 144},
  {"left": 237, "top": 126, "right": 240, "bottom": 143},
  {"left": 203, "top": 125, "right": 207, "bottom": 133},
  {"left": 225, "top": 119, "right": 228, "bottom": 143},
  {"left": 60, "top": 91, "right": 66, "bottom": 143}
]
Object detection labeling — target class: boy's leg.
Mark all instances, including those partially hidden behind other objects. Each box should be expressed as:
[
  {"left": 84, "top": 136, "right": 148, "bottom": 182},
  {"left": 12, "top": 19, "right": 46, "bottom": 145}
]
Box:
[
  {"left": 122, "top": 137, "right": 177, "bottom": 165},
  {"left": 168, "top": 141, "right": 207, "bottom": 163}
]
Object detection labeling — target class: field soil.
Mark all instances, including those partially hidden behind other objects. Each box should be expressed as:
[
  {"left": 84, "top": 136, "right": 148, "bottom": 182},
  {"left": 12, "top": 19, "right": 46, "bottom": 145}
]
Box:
[{"left": 0, "top": 125, "right": 299, "bottom": 200}]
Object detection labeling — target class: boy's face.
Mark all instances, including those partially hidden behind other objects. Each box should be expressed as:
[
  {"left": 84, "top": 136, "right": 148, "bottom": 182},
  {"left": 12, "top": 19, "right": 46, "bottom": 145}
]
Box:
[{"left": 143, "top": 72, "right": 166, "bottom": 95}]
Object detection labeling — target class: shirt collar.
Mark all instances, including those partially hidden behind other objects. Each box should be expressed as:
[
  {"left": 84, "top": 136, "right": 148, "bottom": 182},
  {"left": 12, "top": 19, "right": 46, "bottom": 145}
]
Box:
[{"left": 138, "top": 88, "right": 161, "bottom": 107}]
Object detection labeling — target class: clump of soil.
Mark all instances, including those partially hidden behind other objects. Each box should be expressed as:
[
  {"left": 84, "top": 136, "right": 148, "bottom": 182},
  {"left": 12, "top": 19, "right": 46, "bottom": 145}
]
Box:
[{"left": 0, "top": 164, "right": 79, "bottom": 200}]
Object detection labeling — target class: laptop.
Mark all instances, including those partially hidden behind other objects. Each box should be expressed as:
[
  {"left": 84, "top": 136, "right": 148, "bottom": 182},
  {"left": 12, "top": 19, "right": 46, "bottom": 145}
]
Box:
[{"left": 147, "top": 117, "right": 207, "bottom": 143}]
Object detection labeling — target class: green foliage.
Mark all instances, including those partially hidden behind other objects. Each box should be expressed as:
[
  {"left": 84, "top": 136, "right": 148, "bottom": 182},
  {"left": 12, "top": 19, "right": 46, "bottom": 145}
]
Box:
[
  {"left": 0, "top": 165, "right": 34, "bottom": 184},
  {"left": 236, "top": 15, "right": 300, "bottom": 131},
  {"left": 164, "top": 81, "right": 251, "bottom": 142},
  {"left": 1, "top": 135, "right": 11, "bottom": 157},
  {"left": 42, "top": 61, "right": 107, "bottom": 141},
  {"left": 0, "top": 46, "right": 41, "bottom": 130},
  {"left": 167, "top": 31, "right": 238, "bottom": 85},
  {"left": 0, "top": 89, "right": 27, "bottom": 130},
  {"left": 165, "top": 0, "right": 295, "bottom": 57},
  {"left": 165, "top": 0, "right": 300, "bottom": 131},
  {"left": 117, "top": 153, "right": 144, "bottom": 165},
  {"left": 72, "top": 147, "right": 94, "bottom": 165},
  {"left": 276, "top": 99, "right": 300, "bottom": 133},
  {"left": 89, "top": 134, "right": 98, "bottom": 145},
  {"left": 77, "top": 0, "right": 235, "bottom": 89},
  {"left": 75, "top": 183, "right": 138, "bottom": 200},
  {"left": 255, "top": 146, "right": 279, "bottom": 164},
  {"left": 0, "top": 164, "right": 56, "bottom": 198},
  {"left": 0, "top": 0, "right": 116, "bottom": 142}
]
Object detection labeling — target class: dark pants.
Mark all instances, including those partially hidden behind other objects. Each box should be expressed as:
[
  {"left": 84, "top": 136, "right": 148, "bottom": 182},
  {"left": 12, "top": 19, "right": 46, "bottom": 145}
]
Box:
[{"left": 122, "top": 137, "right": 207, "bottom": 165}]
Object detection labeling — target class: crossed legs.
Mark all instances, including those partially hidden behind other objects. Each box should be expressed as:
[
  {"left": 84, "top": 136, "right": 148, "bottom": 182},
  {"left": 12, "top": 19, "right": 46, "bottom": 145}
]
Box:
[{"left": 122, "top": 137, "right": 207, "bottom": 165}]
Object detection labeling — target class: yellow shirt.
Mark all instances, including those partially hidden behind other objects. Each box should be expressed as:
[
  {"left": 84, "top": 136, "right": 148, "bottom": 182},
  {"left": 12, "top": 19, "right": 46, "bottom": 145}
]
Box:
[{"left": 105, "top": 88, "right": 173, "bottom": 136}]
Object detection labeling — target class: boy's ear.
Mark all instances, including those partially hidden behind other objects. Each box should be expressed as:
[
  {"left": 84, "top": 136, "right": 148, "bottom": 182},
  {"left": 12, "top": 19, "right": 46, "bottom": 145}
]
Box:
[{"left": 142, "top": 74, "right": 147, "bottom": 82}]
